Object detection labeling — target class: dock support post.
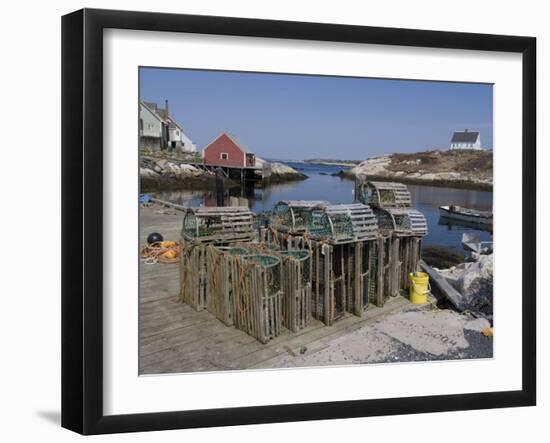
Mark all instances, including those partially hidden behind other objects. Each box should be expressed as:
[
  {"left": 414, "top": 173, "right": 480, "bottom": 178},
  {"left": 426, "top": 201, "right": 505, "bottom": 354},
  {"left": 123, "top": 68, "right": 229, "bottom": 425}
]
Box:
[{"left": 216, "top": 170, "right": 225, "bottom": 207}]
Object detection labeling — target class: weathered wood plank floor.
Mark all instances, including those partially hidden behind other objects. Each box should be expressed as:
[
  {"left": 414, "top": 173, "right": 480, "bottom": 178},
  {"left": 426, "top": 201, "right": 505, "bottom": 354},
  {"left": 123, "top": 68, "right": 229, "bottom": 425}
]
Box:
[{"left": 139, "top": 204, "right": 412, "bottom": 374}]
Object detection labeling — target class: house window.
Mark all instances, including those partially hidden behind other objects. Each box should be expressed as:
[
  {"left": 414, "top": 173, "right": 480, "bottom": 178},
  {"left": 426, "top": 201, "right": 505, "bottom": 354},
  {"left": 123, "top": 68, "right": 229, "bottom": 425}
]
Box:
[{"left": 220, "top": 153, "right": 228, "bottom": 160}]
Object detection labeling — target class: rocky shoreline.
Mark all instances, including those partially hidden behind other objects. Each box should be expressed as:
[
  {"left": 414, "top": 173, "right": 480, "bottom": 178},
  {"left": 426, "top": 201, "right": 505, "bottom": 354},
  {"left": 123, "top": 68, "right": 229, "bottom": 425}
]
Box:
[
  {"left": 436, "top": 254, "right": 494, "bottom": 318},
  {"left": 266, "top": 162, "right": 308, "bottom": 184},
  {"left": 140, "top": 157, "right": 306, "bottom": 192},
  {"left": 340, "top": 149, "right": 493, "bottom": 191}
]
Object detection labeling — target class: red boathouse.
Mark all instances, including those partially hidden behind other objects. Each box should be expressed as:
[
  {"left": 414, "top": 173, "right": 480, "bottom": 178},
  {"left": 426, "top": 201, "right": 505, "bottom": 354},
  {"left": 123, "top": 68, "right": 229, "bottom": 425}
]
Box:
[{"left": 203, "top": 132, "right": 256, "bottom": 168}]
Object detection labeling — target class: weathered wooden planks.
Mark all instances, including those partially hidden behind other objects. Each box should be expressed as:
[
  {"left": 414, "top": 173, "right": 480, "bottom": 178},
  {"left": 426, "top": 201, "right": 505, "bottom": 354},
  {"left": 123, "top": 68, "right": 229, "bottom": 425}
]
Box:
[
  {"left": 178, "top": 239, "right": 208, "bottom": 311},
  {"left": 206, "top": 246, "right": 248, "bottom": 326},
  {"left": 233, "top": 255, "right": 283, "bottom": 344},
  {"left": 279, "top": 250, "right": 312, "bottom": 332}
]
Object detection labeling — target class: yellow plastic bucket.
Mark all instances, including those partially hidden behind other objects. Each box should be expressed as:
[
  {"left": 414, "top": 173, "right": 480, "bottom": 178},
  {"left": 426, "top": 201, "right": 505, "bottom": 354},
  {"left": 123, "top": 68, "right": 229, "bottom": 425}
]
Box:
[{"left": 409, "top": 272, "right": 430, "bottom": 304}]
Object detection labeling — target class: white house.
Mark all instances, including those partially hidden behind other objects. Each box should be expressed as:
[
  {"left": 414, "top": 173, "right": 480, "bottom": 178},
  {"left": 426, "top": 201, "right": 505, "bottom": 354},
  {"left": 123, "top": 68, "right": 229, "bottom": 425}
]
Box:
[
  {"left": 139, "top": 100, "right": 197, "bottom": 153},
  {"left": 139, "top": 102, "right": 166, "bottom": 150},
  {"left": 449, "top": 129, "right": 482, "bottom": 150}
]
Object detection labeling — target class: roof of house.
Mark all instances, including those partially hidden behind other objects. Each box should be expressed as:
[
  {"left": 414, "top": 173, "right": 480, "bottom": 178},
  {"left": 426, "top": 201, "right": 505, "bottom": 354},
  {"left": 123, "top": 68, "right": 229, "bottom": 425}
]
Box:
[
  {"left": 141, "top": 100, "right": 184, "bottom": 130},
  {"left": 143, "top": 101, "right": 158, "bottom": 111},
  {"left": 204, "top": 132, "right": 254, "bottom": 154},
  {"left": 451, "top": 130, "right": 480, "bottom": 143},
  {"left": 140, "top": 101, "right": 165, "bottom": 123}
]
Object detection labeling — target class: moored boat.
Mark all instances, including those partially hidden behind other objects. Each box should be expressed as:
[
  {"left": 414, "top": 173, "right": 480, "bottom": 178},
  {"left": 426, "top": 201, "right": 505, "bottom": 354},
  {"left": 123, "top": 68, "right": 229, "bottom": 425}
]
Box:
[{"left": 439, "top": 205, "right": 492, "bottom": 226}]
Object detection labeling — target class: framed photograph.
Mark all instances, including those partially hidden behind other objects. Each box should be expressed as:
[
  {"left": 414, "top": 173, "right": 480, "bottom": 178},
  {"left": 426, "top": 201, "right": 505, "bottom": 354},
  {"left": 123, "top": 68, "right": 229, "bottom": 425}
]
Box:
[{"left": 62, "top": 8, "right": 536, "bottom": 435}]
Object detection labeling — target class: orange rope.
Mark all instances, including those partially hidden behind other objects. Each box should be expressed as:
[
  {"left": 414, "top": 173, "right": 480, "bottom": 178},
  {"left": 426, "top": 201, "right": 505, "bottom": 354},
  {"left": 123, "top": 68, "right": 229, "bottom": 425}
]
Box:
[{"left": 140, "top": 241, "right": 180, "bottom": 264}]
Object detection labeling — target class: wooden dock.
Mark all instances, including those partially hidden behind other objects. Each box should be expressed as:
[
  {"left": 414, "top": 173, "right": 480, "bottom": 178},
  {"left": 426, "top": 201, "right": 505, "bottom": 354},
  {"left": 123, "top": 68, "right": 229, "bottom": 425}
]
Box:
[{"left": 139, "top": 204, "right": 413, "bottom": 374}]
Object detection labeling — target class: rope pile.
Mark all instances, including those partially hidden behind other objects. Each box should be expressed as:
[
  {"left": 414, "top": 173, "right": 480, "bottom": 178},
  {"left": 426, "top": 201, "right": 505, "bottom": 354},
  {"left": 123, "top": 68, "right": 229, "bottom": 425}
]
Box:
[{"left": 140, "top": 241, "right": 180, "bottom": 264}]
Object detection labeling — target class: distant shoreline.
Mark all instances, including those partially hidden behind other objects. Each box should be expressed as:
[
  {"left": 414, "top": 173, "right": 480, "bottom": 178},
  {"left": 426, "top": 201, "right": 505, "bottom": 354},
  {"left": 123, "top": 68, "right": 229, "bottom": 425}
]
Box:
[
  {"left": 337, "top": 171, "right": 493, "bottom": 192},
  {"left": 290, "top": 159, "right": 358, "bottom": 167}
]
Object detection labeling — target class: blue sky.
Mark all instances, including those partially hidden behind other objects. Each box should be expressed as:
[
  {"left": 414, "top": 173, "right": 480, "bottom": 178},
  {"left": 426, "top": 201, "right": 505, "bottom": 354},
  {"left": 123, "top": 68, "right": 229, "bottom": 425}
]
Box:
[{"left": 140, "top": 68, "right": 493, "bottom": 160}]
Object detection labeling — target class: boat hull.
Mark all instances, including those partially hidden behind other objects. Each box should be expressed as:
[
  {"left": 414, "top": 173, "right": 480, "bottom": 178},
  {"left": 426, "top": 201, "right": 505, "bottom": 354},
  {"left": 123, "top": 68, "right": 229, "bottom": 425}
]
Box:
[{"left": 439, "top": 206, "right": 492, "bottom": 226}]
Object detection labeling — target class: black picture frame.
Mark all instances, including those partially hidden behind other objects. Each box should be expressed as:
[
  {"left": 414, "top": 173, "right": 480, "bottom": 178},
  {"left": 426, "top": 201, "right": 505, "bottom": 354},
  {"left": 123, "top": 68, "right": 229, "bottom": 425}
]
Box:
[{"left": 61, "top": 8, "right": 536, "bottom": 435}]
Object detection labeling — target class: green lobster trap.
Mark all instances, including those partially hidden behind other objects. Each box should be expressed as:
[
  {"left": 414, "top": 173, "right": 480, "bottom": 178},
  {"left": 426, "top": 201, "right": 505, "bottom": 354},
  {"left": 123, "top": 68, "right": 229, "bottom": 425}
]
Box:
[
  {"left": 375, "top": 207, "right": 428, "bottom": 237},
  {"left": 179, "top": 206, "right": 255, "bottom": 311},
  {"left": 356, "top": 180, "right": 412, "bottom": 208},
  {"left": 308, "top": 203, "right": 379, "bottom": 244},
  {"left": 233, "top": 254, "right": 283, "bottom": 344},
  {"left": 270, "top": 200, "right": 329, "bottom": 234}
]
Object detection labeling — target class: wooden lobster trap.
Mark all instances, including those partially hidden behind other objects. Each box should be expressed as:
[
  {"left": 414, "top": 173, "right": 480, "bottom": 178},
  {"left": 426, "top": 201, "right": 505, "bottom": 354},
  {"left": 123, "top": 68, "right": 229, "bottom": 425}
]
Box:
[
  {"left": 307, "top": 203, "right": 379, "bottom": 325},
  {"left": 205, "top": 245, "right": 249, "bottom": 326},
  {"left": 278, "top": 250, "right": 312, "bottom": 332},
  {"left": 233, "top": 254, "right": 283, "bottom": 344},
  {"left": 181, "top": 206, "right": 255, "bottom": 243},
  {"left": 356, "top": 180, "right": 412, "bottom": 208},
  {"left": 178, "top": 206, "right": 254, "bottom": 311},
  {"left": 371, "top": 207, "right": 428, "bottom": 306}
]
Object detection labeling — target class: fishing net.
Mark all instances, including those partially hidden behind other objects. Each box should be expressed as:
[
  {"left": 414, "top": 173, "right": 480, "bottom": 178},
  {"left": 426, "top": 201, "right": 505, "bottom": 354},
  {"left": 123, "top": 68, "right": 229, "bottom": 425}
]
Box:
[
  {"left": 376, "top": 209, "right": 396, "bottom": 232},
  {"left": 243, "top": 254, "right": 281, "bottom": 295},
  {"left": 394, "top": 213, "right": 412, "bottom": 231},
  {"left": 270, "top": 200, "right": 328, "bottom": 233}
]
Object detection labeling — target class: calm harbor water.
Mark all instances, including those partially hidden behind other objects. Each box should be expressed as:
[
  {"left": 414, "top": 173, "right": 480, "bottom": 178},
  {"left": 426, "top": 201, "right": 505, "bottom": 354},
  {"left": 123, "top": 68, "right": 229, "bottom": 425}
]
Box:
[{"left": 154, "top": 162, "right": 493, "bottom": 252}]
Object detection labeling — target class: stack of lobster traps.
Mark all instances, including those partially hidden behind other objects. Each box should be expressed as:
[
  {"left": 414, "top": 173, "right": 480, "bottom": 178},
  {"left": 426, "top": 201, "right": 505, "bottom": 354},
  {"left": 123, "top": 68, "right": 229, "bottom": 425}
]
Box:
[
  {"left": 205, "top": 243, "right": 286, "bottom": 343},
  {"left": 178, "top": 206, "right": 255, "bottom": 311},
  {"left": 176, "top": 178, "right": 428, "bottom": 343},
  {"left": 207, "top": 242, "right": 312, "bottom": 337},
  {"left": 355, "top": 178, "right": 428, "bottom": 306},
  {"left": 267, "top": 200, "right": 380, "bottom": 325},
  {"left": 306, "top": 203, "right": 379, "bottom": 325}
]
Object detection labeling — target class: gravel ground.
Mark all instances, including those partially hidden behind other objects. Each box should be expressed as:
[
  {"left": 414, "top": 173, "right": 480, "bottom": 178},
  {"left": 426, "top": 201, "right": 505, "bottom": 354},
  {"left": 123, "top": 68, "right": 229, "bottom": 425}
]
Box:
[
  {"left": 266, "top": 306, "right": 493, "bottom": 368},
  {"left": 368, "top": 329, "right": 493, "bottom": 364}
]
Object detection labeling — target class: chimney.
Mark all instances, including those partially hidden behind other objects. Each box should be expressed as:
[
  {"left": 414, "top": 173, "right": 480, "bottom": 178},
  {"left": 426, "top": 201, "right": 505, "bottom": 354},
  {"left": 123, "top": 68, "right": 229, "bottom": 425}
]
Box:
[{"left": 165, "top": 99, "right": 169, "bottom": 117}]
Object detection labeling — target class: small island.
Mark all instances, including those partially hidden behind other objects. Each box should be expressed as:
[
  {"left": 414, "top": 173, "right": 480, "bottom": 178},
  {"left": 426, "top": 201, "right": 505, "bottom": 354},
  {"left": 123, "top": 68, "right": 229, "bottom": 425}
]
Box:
[{"left": 339, "top": 149, "right": 493, "bottom": 191}]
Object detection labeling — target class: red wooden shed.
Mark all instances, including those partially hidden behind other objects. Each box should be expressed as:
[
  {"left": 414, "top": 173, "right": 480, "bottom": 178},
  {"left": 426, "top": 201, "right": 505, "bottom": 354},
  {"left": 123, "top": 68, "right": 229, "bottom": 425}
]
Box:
[{"left": 203, "top": 132, "right": 256, "bottom": 168}]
